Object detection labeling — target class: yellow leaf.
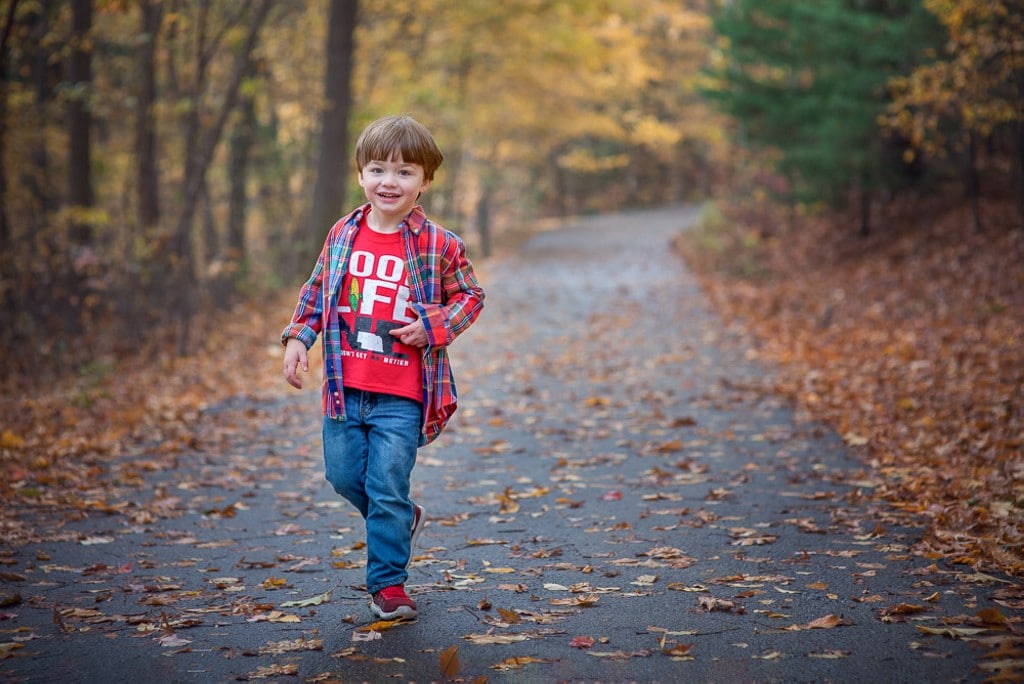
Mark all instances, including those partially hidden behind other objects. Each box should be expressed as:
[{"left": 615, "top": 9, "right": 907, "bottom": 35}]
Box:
[
  {"left": 0, "top": 430, "right": 25, "bottom": 449},
  {"left": 491, "top": 655, "right": 554, "bottom": 671},
  {"left": 357, "top": 619, "right": 405, "bottom": 632},
  {"left": 260, "top": 577, "right": 287, "bottom": 590}
]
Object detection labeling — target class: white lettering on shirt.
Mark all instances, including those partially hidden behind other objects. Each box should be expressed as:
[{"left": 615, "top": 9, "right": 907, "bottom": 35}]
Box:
[{"left": 338, "top": 250, "right": 415, "bottom": 323}]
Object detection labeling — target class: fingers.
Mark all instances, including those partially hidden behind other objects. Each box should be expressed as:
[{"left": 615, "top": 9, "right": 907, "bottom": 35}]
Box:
[
  {"left": 389, "top": 321, "right": 428, "bottom": 348},
  {"left": 283, "top": 349, "right": 308, "bottom": 389}
]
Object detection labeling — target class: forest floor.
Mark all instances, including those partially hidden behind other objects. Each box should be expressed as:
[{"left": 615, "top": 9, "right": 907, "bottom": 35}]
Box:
[
  {"left": 0, "top": 203, "right": 1021, "bottom": 681},
  {"left": 676, "top": 194, "right": 1024, "bottom": 581}
]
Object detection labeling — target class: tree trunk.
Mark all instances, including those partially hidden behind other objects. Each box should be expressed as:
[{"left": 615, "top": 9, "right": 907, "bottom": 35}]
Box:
[
  {"left": 308, "top": 0, "right": 357, "bottom": 258},
  {"left": 135, "top": 0, "right": 161, "bottom": 229},
  {"left": 1017, "top": 119, "right": 1024, "bottom": 233},
  {"left": 965, "top": 130, "right": 984, "bottom": 233},
  {"left": 227, "top": 59, "right": 256, "bottom": 274},
  {"left": 858, "top": 182, "right": 871, "bottom": 237},
  {"left": 170, "top": 0, "right": 274, "bottom": 354},
  {"left": 67, "top": 0, "right": 94, "bottom": 244},
  {"left": 0, "top": 0, "right": 19, "bottom": 248},
  {"left": 476, "top": 192, "right": 491, "bottom": 259}
]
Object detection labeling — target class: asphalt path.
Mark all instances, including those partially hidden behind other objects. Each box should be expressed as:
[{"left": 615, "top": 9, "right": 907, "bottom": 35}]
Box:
[{"left": 1, "top": 206, "right": 1013, "bottom": 683}]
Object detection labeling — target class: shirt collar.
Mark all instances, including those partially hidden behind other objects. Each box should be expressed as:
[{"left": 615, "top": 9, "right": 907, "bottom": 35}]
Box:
[{"left": 352, "top": 203, "right": 427, "bottom": 235}]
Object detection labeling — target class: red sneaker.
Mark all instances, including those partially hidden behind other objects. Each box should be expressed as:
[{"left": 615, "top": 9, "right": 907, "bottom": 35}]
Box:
[
  {"left": 408, "top": 503, "right": 426, "bottom": 569},
  {"left": 370, "top": 584, "right": 417, "bottom": 620}
]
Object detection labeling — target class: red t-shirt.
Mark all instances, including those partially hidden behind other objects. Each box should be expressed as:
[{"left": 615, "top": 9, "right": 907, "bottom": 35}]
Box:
[{"left": 337, "top": 218, "right": 423, "bottom": 403}]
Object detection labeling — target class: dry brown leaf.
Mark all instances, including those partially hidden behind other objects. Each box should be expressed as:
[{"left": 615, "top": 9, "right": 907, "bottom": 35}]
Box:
[
  {"left": 491, "top": 656, "right": 553, "bottom": 671},
  {"left": 698, "top": 596, "right": 738, "bottom": 612},
  {"left": 497, "top": 608, "right": 521, "bottom": 624},
  {"left": 785, "top": 614, "right": 846, "bottom": 631},
  {"left": 439, "top": 644, "right": 460, "bottom": 678}
]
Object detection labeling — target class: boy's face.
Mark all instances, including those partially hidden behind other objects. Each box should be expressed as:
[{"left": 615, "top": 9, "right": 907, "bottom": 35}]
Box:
[{"left": 358, "top": 155, "right": 431, "bottom": 226}]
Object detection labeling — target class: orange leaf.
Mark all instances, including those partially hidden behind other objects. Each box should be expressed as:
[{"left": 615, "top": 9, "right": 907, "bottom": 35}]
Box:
[
  {"left": 806, "top": 614, "right": 844, "bottom": 629},
  {"left": 976, "top": 607, "right": 1009, "bottom": 626},
  {"left": 664, "top": 643, "right": 694, "bottom": 657},
  {"left": 439, "top": 644, "right": 460, "bottom": 678},
  {"left": 497, "top": 608, "right": 521, "bottom": 624}
]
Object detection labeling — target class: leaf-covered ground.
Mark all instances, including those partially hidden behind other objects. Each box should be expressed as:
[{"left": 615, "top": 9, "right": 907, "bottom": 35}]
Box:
[
  {"left": 0, "top": 206, "right": 1021, "bottom": 681},
  {"left": 678, "top": 197, "right": 1024, "bottom": 579}
]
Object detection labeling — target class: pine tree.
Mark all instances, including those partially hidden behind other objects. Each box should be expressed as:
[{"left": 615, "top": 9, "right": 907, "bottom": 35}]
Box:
[{"left": 705, "top": 0, "right": 942, "bottom": 233}]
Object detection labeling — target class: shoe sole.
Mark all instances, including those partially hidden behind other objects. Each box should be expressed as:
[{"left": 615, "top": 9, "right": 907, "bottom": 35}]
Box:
[{"left": 370, "top": 602, "right": 417, "bottom": 621}]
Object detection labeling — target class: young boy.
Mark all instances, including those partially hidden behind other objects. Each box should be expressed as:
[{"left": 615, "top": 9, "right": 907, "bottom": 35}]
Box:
[{"left": 281, "top": 115, "right": 485, "bottom": 621}]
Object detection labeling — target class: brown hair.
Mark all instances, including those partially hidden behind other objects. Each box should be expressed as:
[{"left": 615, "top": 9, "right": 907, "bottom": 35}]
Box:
[{"left": 354, "top": 115, "right": 444, "bottom": 181}]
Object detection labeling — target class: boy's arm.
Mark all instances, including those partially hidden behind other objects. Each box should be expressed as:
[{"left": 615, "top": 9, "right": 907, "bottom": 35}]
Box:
[
  {"left": 415, "top": 236, "right": 485, "bottom": 347},
  {"left": 281, "top": 244, "right": 328, "bottom": 349}
]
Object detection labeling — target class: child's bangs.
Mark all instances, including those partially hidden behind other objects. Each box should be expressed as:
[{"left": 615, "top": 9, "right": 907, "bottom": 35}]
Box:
[{"left": 365, "top": 128, "right": 429, "bottom": 167}]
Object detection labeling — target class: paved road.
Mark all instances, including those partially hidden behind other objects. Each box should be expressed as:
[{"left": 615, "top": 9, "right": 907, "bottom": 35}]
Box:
[{"left": 1, "top": 206, "right": 1008, "bottom": 682}]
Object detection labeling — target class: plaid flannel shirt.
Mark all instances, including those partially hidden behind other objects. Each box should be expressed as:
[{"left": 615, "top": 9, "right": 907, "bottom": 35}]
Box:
[{"left": 281, "top": 204, "right": 485, "bottom": 445}]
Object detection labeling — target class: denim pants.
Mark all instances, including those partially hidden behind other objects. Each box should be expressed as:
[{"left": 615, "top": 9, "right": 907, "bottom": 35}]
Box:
[{"left": 322, "top": 389, "right": 421, "bottom": 594}]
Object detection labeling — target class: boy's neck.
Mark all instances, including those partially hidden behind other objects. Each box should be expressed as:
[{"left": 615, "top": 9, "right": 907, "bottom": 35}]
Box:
[{"left": 366, "top": 208, "right": 403, "bottom": 234}]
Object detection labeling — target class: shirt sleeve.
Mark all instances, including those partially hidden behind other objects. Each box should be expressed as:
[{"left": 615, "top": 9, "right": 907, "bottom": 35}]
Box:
[
  {"left": 280, "top": 240, "right": 329, "bottom": 349},
  {"left": 415, "top": 232, "right": 485, "bottom": 348}
]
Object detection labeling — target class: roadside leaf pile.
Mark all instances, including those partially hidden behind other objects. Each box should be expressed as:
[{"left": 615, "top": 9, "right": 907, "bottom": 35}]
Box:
[{"left": 679, "top": 197, "right": 1024, "bottom": 577}]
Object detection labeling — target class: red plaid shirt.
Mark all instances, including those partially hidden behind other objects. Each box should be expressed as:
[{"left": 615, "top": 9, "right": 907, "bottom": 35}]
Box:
[{"left": 282, "top": 204, "right": 485, "bottom": 445}]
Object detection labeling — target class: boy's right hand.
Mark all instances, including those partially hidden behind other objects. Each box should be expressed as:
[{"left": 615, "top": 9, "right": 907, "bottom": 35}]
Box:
[{"left": 283, "top": 338, "right": 309, "bottom": 389}]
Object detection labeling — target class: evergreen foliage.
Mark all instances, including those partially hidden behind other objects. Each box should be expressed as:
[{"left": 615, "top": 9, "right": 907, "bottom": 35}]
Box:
[{"left": 704, "top": 0, "right": 943, "bottom": 206}]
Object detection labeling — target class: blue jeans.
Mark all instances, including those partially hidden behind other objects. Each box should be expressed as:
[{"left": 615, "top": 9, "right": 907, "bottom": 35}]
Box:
[{"left": 322, "top": 389, "right": 422, "bottom": 594}]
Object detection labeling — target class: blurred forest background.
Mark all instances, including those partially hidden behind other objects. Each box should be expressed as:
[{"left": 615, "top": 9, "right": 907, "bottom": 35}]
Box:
[
  {"left": 0, "top": 0, "right": 1019, "bottom": 375},
  {"left": 0, "top": 1, "right": 1022, "bottom": 571}
]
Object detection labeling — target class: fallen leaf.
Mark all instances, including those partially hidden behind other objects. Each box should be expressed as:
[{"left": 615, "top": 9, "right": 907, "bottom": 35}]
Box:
[
  {"left": 491, "top": 655, "right": 554, "bottom": 671},
  {"left": 463, "top": 633, "right": 529, "bottom": 645},
  {"left": 664, "top": 643, "right": 694, "bottom": 657},
  {"left": 916, "top": 625, "right": 988, "bottom": 638},
  {"left": 881, "top": 603, "right": 927, "bottom": 617},
  {"left": 785, "top": 614, "right": 846, "bottom": 631},
  {"left": 439, "top": 644, "right": 460, "bottom": 678},
  {"left": 570, "top": 636, "right": 595, "bottom": 649},
  {"left": 497, "top": 608, "right": 521, "bottom": 624},
  {"left": 356, "top": 619, "right": 407, "bottom": 632},
  {"left": 698, "top": 596, "right": 738, "bottom": 612},
  {"left": 280, "top": 589, "right": 332, "bottom": 608}
]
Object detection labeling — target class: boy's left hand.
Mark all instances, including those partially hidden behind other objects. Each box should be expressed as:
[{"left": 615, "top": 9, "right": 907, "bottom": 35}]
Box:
[{"left": 390, "top": 319, "right": 428, "bottom": 348}]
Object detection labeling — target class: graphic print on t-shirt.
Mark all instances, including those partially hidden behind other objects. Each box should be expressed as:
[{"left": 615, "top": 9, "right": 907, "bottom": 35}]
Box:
[
  {"left": 337, "top": 224, "right": 423, "bottom": 402},
  {"left": 341, "top": 251, "right": 413, "bottom": 357}
]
